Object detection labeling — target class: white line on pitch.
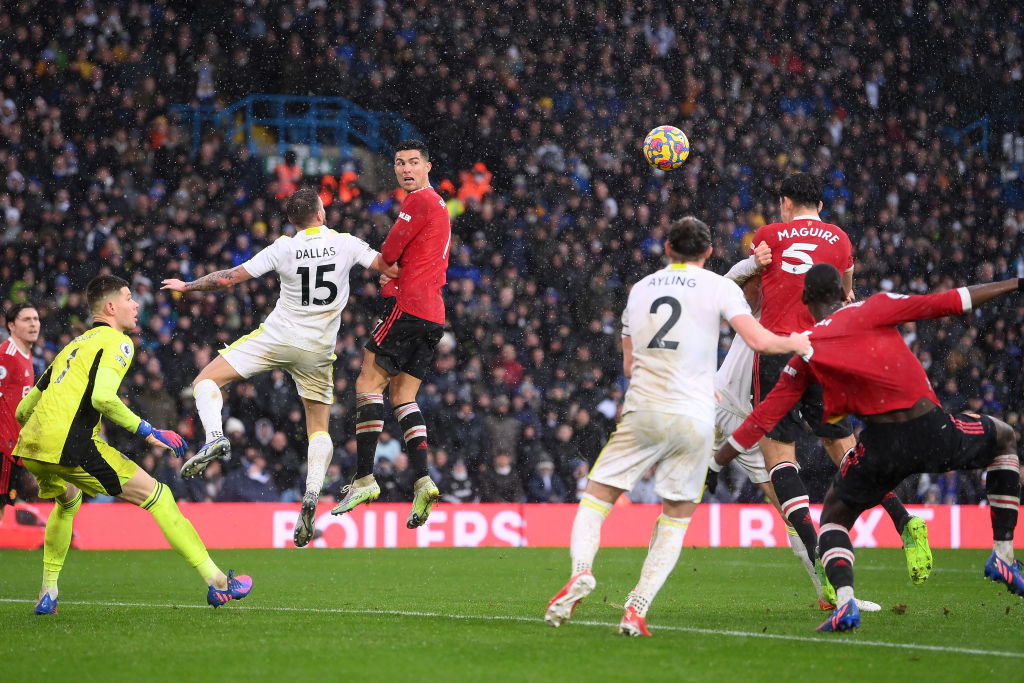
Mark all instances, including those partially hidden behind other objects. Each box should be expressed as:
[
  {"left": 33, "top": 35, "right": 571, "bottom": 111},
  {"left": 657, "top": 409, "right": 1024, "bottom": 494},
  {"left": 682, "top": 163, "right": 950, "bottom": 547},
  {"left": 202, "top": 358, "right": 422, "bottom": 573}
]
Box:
[{"left": 2, "top": 598, "right": 1022, "bottom": 658}]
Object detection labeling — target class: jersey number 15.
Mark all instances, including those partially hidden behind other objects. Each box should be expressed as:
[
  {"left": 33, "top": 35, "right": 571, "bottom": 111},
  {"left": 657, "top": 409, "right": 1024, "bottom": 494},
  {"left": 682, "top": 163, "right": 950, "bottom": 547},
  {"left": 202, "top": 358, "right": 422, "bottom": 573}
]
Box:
[{"left": 297, "top": 265, "right": 339, "bottom": 306}]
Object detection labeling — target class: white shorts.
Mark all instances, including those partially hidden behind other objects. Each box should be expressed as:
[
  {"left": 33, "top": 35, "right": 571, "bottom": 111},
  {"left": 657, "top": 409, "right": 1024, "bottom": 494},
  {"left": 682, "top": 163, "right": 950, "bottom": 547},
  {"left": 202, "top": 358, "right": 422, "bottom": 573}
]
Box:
[
  {"left": 220, "top": 324, "right": 335, "bottom": 404},
  {"left": 589, "top": 410, "right": 713, "bottom": 502},
  {"left": 714, "top": 405, "right": 769, "bottom": 484}
]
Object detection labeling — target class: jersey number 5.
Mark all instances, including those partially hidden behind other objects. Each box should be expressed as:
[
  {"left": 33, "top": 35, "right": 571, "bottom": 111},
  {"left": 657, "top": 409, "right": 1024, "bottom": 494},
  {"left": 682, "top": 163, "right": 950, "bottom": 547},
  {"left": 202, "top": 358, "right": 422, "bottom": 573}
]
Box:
[
  {"left": 780, "top": 242, "right": 818, "bottom": 275},
  {"left": 297, "top": 265, "right": 339, "bottom": 306},
  {"left": 647, "top": 296, "right": 681, "bottom": 350}
]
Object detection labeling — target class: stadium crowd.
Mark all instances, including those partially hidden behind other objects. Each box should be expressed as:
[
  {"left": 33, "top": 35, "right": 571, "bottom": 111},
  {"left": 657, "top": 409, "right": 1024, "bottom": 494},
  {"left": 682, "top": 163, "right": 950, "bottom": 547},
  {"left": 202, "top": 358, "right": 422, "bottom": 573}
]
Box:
[{"left": 1, "top": 0, "right": 1023, "bottom": 506}]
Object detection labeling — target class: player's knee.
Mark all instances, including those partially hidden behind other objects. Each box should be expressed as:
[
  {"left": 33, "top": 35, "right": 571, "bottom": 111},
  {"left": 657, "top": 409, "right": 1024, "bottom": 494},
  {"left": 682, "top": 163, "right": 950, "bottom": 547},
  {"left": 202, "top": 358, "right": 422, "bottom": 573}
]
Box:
[{"left": 992, "top": 419, "right": 1018, "bottom": 458}]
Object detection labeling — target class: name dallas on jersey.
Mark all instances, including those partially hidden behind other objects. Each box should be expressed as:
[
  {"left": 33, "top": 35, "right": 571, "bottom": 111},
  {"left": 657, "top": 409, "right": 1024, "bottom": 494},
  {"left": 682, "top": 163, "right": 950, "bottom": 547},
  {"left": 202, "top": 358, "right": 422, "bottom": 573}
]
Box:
[{"left": 295, "top": 246, "right": 336, "bottom": 260}]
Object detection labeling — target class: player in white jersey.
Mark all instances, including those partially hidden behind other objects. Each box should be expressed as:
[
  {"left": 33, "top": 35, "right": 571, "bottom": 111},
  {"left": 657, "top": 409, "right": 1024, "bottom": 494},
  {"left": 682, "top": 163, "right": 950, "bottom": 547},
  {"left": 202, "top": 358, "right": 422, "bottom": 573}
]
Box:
[
  {"left": 545, "top": 217, "right": 812, "bottom": 636},
  {"left": 162, "top": 188, "right": 398, "bottom": 546},
  {"left": 708, "top": 247, "right": 881, "bottom": 612}
]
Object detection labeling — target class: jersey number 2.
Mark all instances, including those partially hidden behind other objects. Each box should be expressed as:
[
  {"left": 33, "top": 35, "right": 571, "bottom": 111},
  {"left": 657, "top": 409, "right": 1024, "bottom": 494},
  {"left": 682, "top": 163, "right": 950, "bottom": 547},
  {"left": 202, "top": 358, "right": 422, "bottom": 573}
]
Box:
[
  {"left": 297, "top": 265, "right": 339, "bottom": 306},
  {"left": 647, "top": 297, "right": 681, "bottom": 349}
]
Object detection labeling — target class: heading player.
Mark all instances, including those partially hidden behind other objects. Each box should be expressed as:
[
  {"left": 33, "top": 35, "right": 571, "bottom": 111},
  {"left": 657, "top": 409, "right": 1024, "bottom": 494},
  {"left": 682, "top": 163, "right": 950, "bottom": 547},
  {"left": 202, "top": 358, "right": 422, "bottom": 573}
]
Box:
[
  {"left": 162, "top": 188, "right": 399, "bottom": 547},
  {"left": 544, "top": 217, "right": 811, "bottom": 636},
  {"left": 749, "top": 173, "right": 929, "bottom": 587},
  {"left": 330, "top": 139, "right": 452, "bottom": 531},
  {"left": 717, "top": 264, "right": 1024, "bottom": 632},
  {"left": 0, "top": 303, "right": 39, "bottom": 520},
  {"left": 14, "top": 276, "right": 251, "bottom": 613}
]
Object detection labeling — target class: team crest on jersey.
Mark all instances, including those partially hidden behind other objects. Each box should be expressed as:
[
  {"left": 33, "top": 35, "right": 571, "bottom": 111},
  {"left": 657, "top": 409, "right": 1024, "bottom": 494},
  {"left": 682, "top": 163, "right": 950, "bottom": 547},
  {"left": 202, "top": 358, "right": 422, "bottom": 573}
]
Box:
[
  {"left": 0, "top": 366, "right": 6, "bottom": 380},
  {"left": 399, "top": 212, "right": 412, "bottom": 222},
  {"left": 120, "top": 342, "right": 133, "bottom": 357}
]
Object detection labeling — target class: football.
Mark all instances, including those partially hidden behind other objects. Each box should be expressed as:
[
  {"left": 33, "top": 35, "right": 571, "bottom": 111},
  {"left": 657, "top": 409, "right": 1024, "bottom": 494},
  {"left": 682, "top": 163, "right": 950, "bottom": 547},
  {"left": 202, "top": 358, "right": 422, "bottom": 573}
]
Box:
[{"left": 642, "top": 125, "right": 690, "bottom": 170}]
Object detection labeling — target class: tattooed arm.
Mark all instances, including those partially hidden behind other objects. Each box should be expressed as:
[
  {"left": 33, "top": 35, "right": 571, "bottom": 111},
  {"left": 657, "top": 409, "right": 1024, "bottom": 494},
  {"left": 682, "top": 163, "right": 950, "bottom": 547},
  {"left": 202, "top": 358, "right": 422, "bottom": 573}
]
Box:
[{"left": 161, "top": 266, "right": 253, "bottom": 292}]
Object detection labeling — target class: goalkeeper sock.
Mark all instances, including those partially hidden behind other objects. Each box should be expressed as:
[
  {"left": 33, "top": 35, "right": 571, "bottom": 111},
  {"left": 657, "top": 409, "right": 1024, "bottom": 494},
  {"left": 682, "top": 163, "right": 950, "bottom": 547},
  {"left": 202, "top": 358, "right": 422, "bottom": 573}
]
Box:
[
  {"left": 628, "top": 514, "right": 690, "bottom": 617},
  {"left": 193, "top": 379, "right": 224, "bottom": 443},
  {"left": 142, "top": 482, "right": 221, "bottom": 585},
  {"left": 394, "top": 402, "right": 429, "bottom": 479},
  {"left": 787, "top": 523, "right": 825, "bottom": 600},
  {"left": 355, "top": 393, "right": 385, "bottom": 479},
  {"left": 880, "top": 491, "right": 911, "bottom": 536},
  {"left": 305, "top": 431, "right": 333, "bottom": 498},
  {"left": 41, "top": 489, "right": 82, "bottom": 599},
  {"left": 570, "top": 494, "right": 612, "bottom": 575},
  {"left": 770, "top": 462, "right": 818, "bottom": 563}
]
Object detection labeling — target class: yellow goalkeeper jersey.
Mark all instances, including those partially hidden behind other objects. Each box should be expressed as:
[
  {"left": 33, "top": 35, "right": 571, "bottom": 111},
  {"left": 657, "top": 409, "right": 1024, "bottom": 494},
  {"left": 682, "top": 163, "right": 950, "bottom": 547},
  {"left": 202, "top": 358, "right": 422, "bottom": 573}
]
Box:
[{"left": 14, "top": 323, "right": 142, "bottom": 466}]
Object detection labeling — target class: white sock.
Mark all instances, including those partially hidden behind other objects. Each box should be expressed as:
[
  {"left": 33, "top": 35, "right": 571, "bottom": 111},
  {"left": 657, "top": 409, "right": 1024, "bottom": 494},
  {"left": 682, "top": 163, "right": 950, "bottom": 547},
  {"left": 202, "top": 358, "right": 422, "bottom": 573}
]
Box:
[
  {"left": 629, "top": 514, "right": 690, "bottom": 617},
  {"left": 788, "top": 525, "right": 824, "bottom": 600},
  {"left": 193, "top": 379, "right": 224, "bottom": 443},
  {"left": 570, "top": 494, "right": 613, "bottom": 575},
  {"left": 836, "top": 585, "right": 855, "bottom": 605},
  {"left": 305, "top": 432, "right": 333, "bottom": 498},
  {"left": 994, "top": 540, "right": 1015, "bottom": 564}
]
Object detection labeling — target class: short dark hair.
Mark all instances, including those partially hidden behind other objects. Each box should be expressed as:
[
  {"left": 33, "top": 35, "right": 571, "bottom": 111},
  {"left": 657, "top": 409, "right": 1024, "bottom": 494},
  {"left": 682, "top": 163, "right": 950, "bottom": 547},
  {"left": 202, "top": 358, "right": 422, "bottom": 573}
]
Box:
[
  {"left": 286, "top": 188, "right": 321, "bottom": 226},
  {"left": 666, "top": 216, "right": 712, "bottom": 260},
  {"left": 803, "top": 263, "right": 844, "bottom": 305},
  {"left": 395, "top": 139, "right": 429, "bottom": 162},
  {"left": 779, "top": 173, "right": 822, "bottom": 208},
  {"left": 86, "top": 275, "right": 129, "bottom": 314},
  {"left": 4, "top": 302, "right": 36, "bottom": 332}
]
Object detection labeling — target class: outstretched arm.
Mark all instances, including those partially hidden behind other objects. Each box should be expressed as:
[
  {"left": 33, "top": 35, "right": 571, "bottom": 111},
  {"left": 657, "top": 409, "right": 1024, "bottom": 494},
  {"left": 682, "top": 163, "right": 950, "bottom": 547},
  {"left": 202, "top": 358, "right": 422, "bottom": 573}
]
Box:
[
  {"left": 369, "top": 254, "right": 401, "bottom": 279},
  {"left": 161, "top": 265, "right": 253, "bottom": 293},
  {"left": 729, "top": 314, "right": 811, "bottom": 356}
]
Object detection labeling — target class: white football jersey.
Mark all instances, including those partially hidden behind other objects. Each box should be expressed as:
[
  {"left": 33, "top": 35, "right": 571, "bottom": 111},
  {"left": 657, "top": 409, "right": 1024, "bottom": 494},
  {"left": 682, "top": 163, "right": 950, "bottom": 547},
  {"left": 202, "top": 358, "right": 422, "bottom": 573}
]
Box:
[
  {"left": 242, "top": 226, "right": 378, "bottom": 353},
  {"left": 715, "top": 333, "right": 755, "bottom": 417},
  {"left": 622, "top": 263, "right": 751, "bottom": 424},
  {"left": 715, "top": 255, "right": 762, "bottom": 417}
]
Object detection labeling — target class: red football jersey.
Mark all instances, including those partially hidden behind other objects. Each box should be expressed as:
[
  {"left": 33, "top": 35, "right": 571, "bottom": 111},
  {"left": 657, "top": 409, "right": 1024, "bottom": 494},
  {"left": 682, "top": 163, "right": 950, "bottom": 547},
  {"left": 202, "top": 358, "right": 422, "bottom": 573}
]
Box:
[
  {"left": 381, "top": 186, "right": 451, "bottom": 324},
  {"left": 751, "top": 217, "right": 854, "bottom": 335},
  {"left": 0, "top": 338, "right": 35, "bottom": 455},
  {"left": 731, "top": 289, "right": 969, "bottom": 449}
]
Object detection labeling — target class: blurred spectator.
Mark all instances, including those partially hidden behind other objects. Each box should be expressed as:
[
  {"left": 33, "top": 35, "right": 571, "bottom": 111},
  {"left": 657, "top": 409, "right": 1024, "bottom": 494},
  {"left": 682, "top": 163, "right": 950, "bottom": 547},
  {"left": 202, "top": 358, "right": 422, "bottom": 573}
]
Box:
[
  {"left": 479, "top": 451, "right": 525, "bottom": 503},
  {"left": 440, "top": 459, "right": 478, "bottom": 504},
  {"left": 527, "top": 458, "right": 567, "bottom": 503}
]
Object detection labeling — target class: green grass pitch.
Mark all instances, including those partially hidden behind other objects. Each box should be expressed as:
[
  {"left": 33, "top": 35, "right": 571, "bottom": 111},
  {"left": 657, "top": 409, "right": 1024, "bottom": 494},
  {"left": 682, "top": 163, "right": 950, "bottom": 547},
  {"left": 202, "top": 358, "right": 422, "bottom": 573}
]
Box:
[{"left": 2, "top": 547, "right": 1022, "bottom": 682}]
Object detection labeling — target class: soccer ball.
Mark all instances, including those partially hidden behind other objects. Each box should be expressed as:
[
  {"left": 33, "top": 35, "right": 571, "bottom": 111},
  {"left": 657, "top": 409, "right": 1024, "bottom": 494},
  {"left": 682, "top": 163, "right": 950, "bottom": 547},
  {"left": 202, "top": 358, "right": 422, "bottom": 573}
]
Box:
[{"left": 642, "top": 126, "right": 690, "bottom": 170}]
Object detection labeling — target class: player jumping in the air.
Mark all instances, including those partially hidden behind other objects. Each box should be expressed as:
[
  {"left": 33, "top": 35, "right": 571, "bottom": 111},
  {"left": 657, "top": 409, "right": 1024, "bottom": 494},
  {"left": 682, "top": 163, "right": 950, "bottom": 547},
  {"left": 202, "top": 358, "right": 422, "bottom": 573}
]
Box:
[
  {"left": 162, "top": 188, "right": 398, "bottom": 547},
  {"left": 707, "top": 248, "right": 879, "bottom": 613},
  {"left": 14, "top": 276, "right": 251, "bottom": 613},
  {"left": 0, "top": 303, "right": 38, "bottom": 521},
  {"left": 331, "top": 139, "right": 451, "bottom": 530},
  {"left": 747, "top": 173, "right": 931, "bottom": 589},
  {"left": 544, "top": 217, "right": 811, "bottom": 636},
  {"left": 717, "top": 264, "right": 1024, "bottom": 631}
]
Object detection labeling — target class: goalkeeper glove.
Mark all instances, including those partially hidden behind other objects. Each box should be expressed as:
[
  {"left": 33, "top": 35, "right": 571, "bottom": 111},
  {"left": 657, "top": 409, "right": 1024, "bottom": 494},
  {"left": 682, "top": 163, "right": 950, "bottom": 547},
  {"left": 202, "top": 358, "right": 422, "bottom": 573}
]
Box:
[{"left": 137, "top": 420, "right": 188, "bottom": 459}]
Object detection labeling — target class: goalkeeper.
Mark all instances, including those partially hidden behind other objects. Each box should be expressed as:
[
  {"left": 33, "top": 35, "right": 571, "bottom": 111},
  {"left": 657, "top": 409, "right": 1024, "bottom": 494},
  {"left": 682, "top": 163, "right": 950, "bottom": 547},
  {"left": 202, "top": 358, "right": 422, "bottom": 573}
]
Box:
[{"left": 14, "top": 275, "right": 252, "bottom": 615}]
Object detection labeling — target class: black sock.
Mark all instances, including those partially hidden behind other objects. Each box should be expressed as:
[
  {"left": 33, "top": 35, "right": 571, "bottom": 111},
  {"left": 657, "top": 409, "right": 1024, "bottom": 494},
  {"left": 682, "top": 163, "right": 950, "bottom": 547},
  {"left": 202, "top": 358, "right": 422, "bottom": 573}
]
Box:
[
  {"left": 819, "top": 523, "right": 855, "bottom": 592},
  {"left": 770, "top": 462, "right": 818, "bottom": 563},
  {"left": 355, "top": 392, "right": 385, "bottom": 479},
  {"left": 881, "top": 491, "right": 912, "bottom": 535},
  {"left": 986, "top": 454, "right": 1021, "bottom": 541},
  {"left": 395, "top": 401, "right": 429, "bottom": 479}
]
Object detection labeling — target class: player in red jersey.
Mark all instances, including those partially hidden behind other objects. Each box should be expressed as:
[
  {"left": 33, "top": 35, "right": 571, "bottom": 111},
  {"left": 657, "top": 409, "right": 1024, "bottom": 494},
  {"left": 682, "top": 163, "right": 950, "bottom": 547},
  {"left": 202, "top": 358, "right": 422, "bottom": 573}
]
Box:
[
  {"left": 332, "top": 139, "right": 451, "bottom": 529},
  {"left": 749, "top": 173, "right": 927, "bottom": 592},
  {"left": 716, "top": 264, "right": 1024, "bottom": 631},
  {"left": 0, "top": 303, "right": 39, "bottom": 518}
]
